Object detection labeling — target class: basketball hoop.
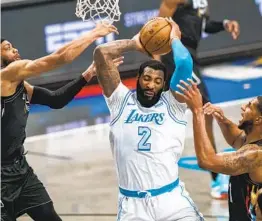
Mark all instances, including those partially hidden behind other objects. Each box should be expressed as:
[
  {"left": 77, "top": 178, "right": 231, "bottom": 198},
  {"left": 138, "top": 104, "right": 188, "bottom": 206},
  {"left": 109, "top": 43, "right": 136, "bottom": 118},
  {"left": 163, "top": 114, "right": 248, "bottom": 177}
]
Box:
[{"left": 75, "top": 0, "right": 121, "bottom": 24}]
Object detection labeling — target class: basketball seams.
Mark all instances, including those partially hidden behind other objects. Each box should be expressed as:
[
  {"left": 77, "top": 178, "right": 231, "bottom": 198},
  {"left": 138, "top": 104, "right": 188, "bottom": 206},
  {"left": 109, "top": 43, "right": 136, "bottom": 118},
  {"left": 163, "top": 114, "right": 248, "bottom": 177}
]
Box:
[
  {"left": 139, "top": 17, "right": 172, "bottom": 55},
  {"left": 139, "top": 17, "right": 160, "bottom": 42},
  {"left": 151, "top": 26, "right": 172, "bottom": 53},
  {"left": 143, "top": 23, "right": 171, "bottom": 50}
]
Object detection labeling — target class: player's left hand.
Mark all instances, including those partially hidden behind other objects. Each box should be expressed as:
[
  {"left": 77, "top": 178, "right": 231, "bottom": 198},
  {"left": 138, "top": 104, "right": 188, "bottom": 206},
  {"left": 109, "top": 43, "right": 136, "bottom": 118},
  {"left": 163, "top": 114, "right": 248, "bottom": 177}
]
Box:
[
  {"left": 224, "top": 20, "right": 240, "bottom": 40},
  {"left": 165, "top": 17, "right": 182, "bottom": 42},
  {"left": 175, "top": 79, "right": 203, "bottom": 111},
  {"left": 82, "top": 56, "right": 124, "bottom": 82}
]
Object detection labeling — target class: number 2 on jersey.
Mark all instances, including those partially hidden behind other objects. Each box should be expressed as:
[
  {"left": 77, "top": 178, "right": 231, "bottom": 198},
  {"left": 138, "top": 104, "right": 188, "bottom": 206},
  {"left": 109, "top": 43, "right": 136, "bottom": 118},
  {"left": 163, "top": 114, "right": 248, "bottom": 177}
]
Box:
[{"left": 138, "top": 126, "right": 151, "bottom": 151}]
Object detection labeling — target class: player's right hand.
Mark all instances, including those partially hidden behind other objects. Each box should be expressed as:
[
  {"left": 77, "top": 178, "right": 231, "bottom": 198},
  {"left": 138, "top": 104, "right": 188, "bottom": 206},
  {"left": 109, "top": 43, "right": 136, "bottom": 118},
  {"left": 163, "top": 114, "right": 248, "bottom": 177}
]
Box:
[
  {"left": 94, "top": 22, "right": 119, "bottom": 37},
  {"left": 203, "top": 103, "right": 226, "bottom": 123},
  {"left": 166, "top": 17, "right": 181, "bottom": 43}
]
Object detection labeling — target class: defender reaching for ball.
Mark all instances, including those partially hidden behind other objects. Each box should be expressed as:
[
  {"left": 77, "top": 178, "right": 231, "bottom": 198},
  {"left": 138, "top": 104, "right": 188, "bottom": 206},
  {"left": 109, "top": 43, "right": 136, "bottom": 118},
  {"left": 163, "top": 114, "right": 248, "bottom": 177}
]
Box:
[
  {"left": 1, "top": 22, "right": 118, "bottom": 221},
  {"left": 94, "top": 18, "right": 204, "bottom": 220}
]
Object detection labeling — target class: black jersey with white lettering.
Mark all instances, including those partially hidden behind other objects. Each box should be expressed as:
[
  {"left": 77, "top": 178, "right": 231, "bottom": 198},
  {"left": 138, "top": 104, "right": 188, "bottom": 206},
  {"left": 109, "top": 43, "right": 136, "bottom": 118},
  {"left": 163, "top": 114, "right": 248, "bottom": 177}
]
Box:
[{"left": 172, "top": 5, "right": 205, "bottom": 51}]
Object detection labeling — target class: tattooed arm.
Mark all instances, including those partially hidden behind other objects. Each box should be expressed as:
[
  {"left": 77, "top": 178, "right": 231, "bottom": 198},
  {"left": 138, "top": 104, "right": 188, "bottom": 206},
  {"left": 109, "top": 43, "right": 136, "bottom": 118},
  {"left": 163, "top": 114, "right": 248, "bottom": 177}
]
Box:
[
  {"left": 93, "top": 39, "right": 142, "bottom": 97},
  {"left": 192, "top": 109, "right": 262, "bottom": 175},
  {"left": 176, "top": 80, "right": 262, "bottom": 175}
]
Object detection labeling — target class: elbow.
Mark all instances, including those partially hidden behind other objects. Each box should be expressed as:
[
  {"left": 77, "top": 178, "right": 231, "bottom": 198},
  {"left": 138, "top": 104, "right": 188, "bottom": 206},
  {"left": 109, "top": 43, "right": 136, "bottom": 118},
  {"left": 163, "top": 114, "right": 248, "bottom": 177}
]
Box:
[
  {"left": 50, "top": 101, "right": 68, "bottom": 109},
  {"left": 47, "top": 99, "right": 68, "bottom": 109},
  {"left": 198, "top": 159, "right": 208, "bottom": 170},
  {"left": 50, "top": 104, "right": 65, "bottom": 109},
  {"left": 197, "top": 158, "right": 212, "bottom": 171},
  {"left": 94, "top": 45, "right": 109, "bottom": 63},
  {"left": 178, "top": 52, "right": 193, "bottom": 70}
]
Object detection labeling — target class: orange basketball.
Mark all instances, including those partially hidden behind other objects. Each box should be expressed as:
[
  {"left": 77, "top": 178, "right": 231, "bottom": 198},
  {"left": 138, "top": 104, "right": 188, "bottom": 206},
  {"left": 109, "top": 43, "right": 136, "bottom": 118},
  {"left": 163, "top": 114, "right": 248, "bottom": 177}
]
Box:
[{"left": 139, "top": 17, "right": 172, "bottom": 56}]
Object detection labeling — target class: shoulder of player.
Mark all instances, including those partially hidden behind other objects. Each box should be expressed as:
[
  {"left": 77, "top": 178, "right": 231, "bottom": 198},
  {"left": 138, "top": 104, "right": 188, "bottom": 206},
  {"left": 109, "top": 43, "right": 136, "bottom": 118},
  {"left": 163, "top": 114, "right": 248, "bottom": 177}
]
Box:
[
  {"left": 1, "top": 78, "right": 24, "bottom": 97},
  {"left": 237, "top": 144, "right": 262, "bottom": 163},
  {"left": 1, "top": 59, "right": 31, "bottom": 81},
  {"left": 160, "top": 90, "right": 172, "bottom": 98},
  {"left": 161, "top": 90, "right": 186, "bottom": 105},
  {"left": 240, "top": 143, "right": 261, "bottom": 151}
]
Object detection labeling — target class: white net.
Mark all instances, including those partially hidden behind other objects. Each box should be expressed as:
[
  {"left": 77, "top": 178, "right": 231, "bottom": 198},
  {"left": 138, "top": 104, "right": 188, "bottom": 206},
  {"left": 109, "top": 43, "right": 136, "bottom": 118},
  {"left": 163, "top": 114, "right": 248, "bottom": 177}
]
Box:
[{"left": 75, "top": 0, "right": 121, "bottom": 24}]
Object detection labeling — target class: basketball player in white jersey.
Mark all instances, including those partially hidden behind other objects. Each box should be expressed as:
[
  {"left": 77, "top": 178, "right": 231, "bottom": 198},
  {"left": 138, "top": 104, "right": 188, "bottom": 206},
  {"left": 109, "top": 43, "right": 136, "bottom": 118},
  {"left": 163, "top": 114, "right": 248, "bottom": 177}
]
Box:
[{"left": 94, "top": 19, "right": 204, "bottom": 220}]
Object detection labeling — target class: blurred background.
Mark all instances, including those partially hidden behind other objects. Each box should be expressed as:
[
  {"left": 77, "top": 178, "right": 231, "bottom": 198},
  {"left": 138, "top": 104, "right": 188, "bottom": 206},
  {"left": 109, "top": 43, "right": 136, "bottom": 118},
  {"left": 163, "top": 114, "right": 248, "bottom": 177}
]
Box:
[{"left": 1, "top": 0, "right": 262, "bottom": 220}]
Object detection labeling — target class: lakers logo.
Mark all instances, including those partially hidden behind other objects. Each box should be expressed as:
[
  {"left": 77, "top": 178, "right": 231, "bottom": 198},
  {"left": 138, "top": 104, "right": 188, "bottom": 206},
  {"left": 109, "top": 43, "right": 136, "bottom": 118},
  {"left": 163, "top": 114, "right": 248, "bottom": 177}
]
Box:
[{"left": 125, "top": 109, "right": 165, "bottom": 125}]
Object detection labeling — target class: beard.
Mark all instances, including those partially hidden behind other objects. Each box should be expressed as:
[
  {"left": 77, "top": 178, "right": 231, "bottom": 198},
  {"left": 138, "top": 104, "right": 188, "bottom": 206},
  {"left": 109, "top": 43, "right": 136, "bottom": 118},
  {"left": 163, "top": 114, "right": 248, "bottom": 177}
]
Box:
[
  {"left": 1, "top": 58, "right": 14, "bottom": 68},
  {"left": 238, "top": 120, "right": 254, "bottom": 135},
  {"left": 136, "top": 81, "right": 163, "bottom": 108}
]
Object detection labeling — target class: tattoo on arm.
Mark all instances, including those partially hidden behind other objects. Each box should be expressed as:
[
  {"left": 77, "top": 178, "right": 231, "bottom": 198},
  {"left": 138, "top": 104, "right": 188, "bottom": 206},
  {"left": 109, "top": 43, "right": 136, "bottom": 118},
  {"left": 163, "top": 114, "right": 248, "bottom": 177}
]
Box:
[
  {"left": 222, "top": 144, "right": 262, "bottom": 175},
  {"left": 94, "top": 40, "right": 137, "bottom": 97}
]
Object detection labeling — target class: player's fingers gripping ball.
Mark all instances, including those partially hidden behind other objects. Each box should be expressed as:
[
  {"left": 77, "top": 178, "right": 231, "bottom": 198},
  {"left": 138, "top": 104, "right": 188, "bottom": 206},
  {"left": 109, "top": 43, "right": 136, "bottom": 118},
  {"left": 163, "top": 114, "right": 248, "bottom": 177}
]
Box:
[{"left": 139, "top": 17, "right": 173, "bottom": 56}]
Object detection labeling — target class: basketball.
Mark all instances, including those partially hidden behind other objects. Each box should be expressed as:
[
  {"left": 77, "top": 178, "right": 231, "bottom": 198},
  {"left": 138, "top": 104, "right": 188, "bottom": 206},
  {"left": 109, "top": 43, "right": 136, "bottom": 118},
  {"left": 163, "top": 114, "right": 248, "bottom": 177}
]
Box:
[{"left": 139, "top": 17, "right": 172, "bottom": 55}]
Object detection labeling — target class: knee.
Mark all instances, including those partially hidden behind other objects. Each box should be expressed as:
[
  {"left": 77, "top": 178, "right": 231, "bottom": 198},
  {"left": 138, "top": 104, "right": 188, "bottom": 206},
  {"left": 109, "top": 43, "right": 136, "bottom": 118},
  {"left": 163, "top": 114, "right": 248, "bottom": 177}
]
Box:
[
  {"left": 29, "top": 202, "right": 62, "bottom": 221},
  {"left": 41, "top": 203, "right": 61, "bottom": 221}
]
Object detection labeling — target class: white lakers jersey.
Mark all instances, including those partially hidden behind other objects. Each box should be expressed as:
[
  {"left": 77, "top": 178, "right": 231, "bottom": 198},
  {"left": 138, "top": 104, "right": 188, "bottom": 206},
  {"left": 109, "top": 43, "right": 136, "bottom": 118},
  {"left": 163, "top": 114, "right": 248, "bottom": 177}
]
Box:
[{"left": 104, "top": 83, "right": 188, "bottom": 191}]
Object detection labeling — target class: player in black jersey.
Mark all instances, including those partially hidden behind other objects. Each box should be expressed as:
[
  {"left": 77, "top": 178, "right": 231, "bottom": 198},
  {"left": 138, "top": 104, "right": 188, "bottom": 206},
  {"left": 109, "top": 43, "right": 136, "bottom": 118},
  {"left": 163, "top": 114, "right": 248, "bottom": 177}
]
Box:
[
  {"left": 177, "top": 79, "right": 262, "bottom": 221},
  {"left": 1, "top": 23, "right": 119, "bottom": 221},
  {"left": 157, "top": 0, "right": 240, "bottom": 199}
]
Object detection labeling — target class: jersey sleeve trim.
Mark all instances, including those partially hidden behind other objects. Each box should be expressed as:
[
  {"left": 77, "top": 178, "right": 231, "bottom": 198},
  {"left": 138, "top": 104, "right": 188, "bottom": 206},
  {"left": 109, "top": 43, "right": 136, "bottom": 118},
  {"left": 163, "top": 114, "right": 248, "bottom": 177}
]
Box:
[
  {"left": 110, "top": 91, "right": 133, "bottom": 126},
  {"left": 161, "top": 96, "right": 187, "bottom": 126}
]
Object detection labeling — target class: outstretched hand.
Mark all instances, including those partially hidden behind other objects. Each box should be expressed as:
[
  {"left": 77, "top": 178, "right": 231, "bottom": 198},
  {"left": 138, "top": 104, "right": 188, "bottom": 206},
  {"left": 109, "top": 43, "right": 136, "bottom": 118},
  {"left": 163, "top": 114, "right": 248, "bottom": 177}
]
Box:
[
  {"left": 224, "top": 20, "right": 240, "bottom": 40},
  {"left": 203, "top": 102, "right": 226, "bottom": 123},
  {"left": 175, "top": 79, "right": 203, "bottom": 112},
  {"left": 94, "top": 21, "right": 119, "bottom": 37}
]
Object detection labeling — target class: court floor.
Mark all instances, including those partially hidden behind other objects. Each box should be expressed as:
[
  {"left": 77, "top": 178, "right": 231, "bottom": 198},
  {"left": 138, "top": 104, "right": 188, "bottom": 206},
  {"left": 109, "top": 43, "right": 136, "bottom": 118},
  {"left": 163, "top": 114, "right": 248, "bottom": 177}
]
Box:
[{"left": 18, "top": 100, "right": 246, "bottom": 221}]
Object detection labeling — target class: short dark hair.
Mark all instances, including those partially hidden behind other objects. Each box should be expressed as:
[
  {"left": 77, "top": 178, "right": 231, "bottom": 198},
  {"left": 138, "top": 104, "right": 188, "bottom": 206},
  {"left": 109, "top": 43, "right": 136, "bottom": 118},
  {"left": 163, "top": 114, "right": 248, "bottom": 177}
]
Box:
[
  {"left": 1, "top": 38, "right": 6, "bottom": 43},
  {"left": 257, "top": 96, "right": 262, "bottom": 114},
  {"left": 138, "top": 60, "right": 167, "bottom": 81}
]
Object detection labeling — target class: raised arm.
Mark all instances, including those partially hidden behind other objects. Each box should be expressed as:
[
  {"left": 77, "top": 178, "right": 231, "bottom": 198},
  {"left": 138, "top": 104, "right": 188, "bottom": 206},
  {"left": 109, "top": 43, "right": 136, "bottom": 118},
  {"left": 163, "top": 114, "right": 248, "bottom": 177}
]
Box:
[
  {"left": 167, "top": 20, "right": 193, "bottom": 102},
  {"left": 192, "top": 110, "right": 261, "bottom": 175},
  {"left": 204, "top": 20, "right": 225, "bottom": 34},
  {"left": 176, "top": 80, "right": 262, "bottom": 176},
  {"left": 1, "top": 23, "right": 118, "bottom": 82},
  {"left": 93, "top": 39, "right": 141, "bottom": 97},
  {"left": 154, "top": 0, "right": 186, "bottom": 61},
  {"left": 205, "top": 20, "right": 240, "bottom": 40}
]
